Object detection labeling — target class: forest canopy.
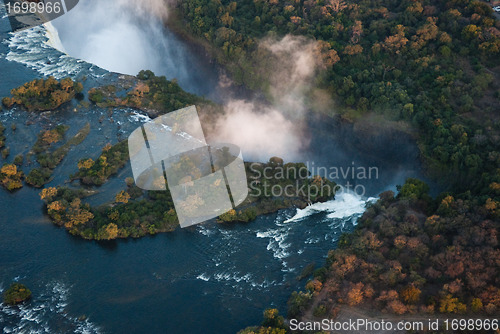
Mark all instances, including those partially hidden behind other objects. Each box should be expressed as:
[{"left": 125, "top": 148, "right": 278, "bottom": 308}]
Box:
[{"left": 175, "top": 0, "right": 500, "bottom": 196}]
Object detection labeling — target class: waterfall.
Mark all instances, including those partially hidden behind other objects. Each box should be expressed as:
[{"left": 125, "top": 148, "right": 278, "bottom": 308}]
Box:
[{"left": 48, "top": 0, "right": 219, "bottom": 96}]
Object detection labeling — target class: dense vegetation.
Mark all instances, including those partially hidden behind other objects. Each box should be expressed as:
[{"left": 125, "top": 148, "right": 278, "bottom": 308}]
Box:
[
  {"left": 175, "top": 0, "right": 500, "bottom": 196},
  {"left": 39, "top": 184, "right": 179, "bottom": 240},
  {"left": 3, "top": 283, "right": 31, "bottom": 305},
  {"left": 88, "top": 71, "right": 204, "bottom": 115},
  {"left": 286, "top": 178, "right": 500, "bottom": 322},
  {"left": 0, "top": 163, "right": 24, "bottom": 191},
  {"left": 0, "top": 122, "right": 8, "bottom": 160},
  {"left": 42, "top": 155, "right": 336, "bottom": 239},
  {"left": 26, "top": 124, "right": 90, "bottom": 187},
  {"left": 0, "top": 122, "right": 6, "bottom": 150},
  {"left": 2, "top": 77, "right": 83, "bottom": 111},
  {"left": 219, "top": 157, "right": 336, "bottom": 223},
  {"left": 72, "top": 140, "right": 129, "bottom": 186}
]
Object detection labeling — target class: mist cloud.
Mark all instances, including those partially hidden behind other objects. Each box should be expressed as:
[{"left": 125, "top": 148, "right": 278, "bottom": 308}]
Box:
[
  {"left": 211, "top": 100, "right": 307, "bottom": 162},
  {"left": 210, "top": 35, "right": 324, "bottom": 162},
  {"left": 51, "top": 1, "right": 327, "bottom": 162}
]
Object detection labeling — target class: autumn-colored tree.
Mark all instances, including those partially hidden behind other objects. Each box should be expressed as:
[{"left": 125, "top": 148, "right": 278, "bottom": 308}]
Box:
[
  {"left": 115, "top": 190, "right": 131, "bottom": 204},
  {"left": 316, "top": 41, "right": 340, "bottom": 68},
  {"left": 377, "top": 290, "right": 399, "bottom": 303},
  {"left": 326, "top": 0, "right": 346, "bottom": 13},
  {"left": 383, "top": 25, "right": 409, "bottom": 54},
  {"left": 470, "top": 298, "right": 483, "bottom": 312},
  {"left": 262, "top": 308, "right": 285, "bottom": 329},
  {"left": 387, "top": 300, "right": 407, "bottom": 314},
  {"left": 360, "top": 231, "right": 383, "bottom": 249},
  {"left": 99, "top": 156, "right": 109, "bottom": 169},
  {"left": 401, "top": 285, "right": 421, "bottom": 304},
  {"left": 40, "top": 187, "right": 58, "bottom": 200},
  {"left": 350, "top": 20, "right": 363, "bottom": 43},
  {"left": 47, "top": 200, "right": 64, "bottom": 211},
  {"left": 1, "top": 164, "right": 18, "bottom": 176},
  {"left": 347, "top": 282, "right": 364, "bottom": 306},
  {"left": 60, "top": 77, "right": 74, "bottom": 92},
  {"left": 305, "top": 279, "right": 323, "bottom": 293},
  {"left": 485, "top": 198, "right": 498, "bottom": 214},
  {"left": 411, "top": 18, "right": 439, "bottom": 49},
  {"left": 102, "top": 143, "right": 112, "bottom": 152},
  {"left": 65, "top": 198, "right": 94, "bottom": 228},
  {"left": 462, "top": 24, "right": 481, "bottom": 40},
  {"left": 104, "top": 223, "right": 119, "bottom": 240},
  {"left": 2, "top": 97, "right": 13, "bottom": 108},
  {"left": 220, "top": 12, "right": 234, "bottom": 27},
  {"left": 42, "top": 130, "right": 61, "bottom": 144},
  {"left": 439, "top": 294, "right": 467, "bottom": 313},
  {"left": 78, "top": 158, "right": 95, "bottom": 170},
  {"left": 394, "top": 235, "right": 407, "bottom": 249},
  {"left": 344, "top": 44, "right": 363, "bottom": 55},
  {"left": 0, "top": 163, "right": 23, "bottom": 191}
]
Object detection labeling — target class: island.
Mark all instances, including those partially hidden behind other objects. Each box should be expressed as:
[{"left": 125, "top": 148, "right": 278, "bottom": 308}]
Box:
[
  {"left": 87, "top": 71, "right": 206, "bottom": 117},
  {"left": 3, "top": 283, "right": 31, "bottom": 305},
  {"left": 40, "top": 155, "right": 336, "bottom": 240},
  {"left": 2, "top": 77, "right": 83, "bottom": 112},
  {"left": 26, "top": 123, "right": 90, "bottom": 187}
]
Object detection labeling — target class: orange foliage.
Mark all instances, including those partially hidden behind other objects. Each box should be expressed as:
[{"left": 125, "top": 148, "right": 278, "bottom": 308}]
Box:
[
  {"left": 104, "top": 223, "right": 119, "bottom": 240},
  {"left": 347, "top": 283, "right": 364, "bottom": 306},
  {"left": 401, "top": 285, "right": 421, "bottom": 304},
  {"left": 66, "top": 198, "right": 94, "bottom": 227},
  {"left": 383, "top": 25, "right": 409, "bottom": 54},
  {"left": 78, "top": 158, "right": 95, "bottom": 170},
  {"left": 40, "top": 187, "right": 58, "bottom": 200},
  {"left": 102, "top": 143, "right": 112, "bottom": 152},
  {"left": 42, "top": 130, "right": 61, "bottom": 144},
  {"left": 344, "top": 44, "right": 363, "bottom": 55},
  {"left": 115, "top": 190, "right": 131, "bottom": 204},
  {"left": 1, "top": 164, "right": 18, "bottom": 176},
  {"left": 48, "top": 201, "right": 64, "bottom": 211}
]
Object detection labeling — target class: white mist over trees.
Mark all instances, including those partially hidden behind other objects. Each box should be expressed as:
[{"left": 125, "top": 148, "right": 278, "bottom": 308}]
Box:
[
  {"left": 210, "top": 35, "right": 327, "bottom": 162},
  {"left": 50, "top": 0, "right": 328, "bottom": 162}
]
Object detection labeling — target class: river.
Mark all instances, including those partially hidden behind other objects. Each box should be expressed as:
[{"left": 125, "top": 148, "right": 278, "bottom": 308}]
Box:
[{"left": 0, "top": 1, "right": 427, "bottom": 333}]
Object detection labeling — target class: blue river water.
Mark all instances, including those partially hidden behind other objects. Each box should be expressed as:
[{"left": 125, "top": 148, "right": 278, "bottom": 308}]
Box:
[{"left": 0, "top": 1, "right": 428, "bottom": 333}]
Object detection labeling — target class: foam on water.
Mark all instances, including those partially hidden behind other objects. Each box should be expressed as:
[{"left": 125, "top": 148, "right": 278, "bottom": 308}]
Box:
[
  {"left": 284, "top": 192, "right": 377, "bottom": 223},
  {"left": 196, "top": 271, "right": 277, "bottom": 289},
  {"left": 256, "top": 228, "right": 292, "bottom": 260},
  {"left": 197, "top": 225, "right": 215, "bottom": 237},
  {"left": 3, "top": 24, "right": 105, "bottom": 79},
  {"left": 196, "top": 274, "right": 210, "bottom": 282},
  {"left": 201, "top": 193, "right": 373, "bottom": 279},
  {"left": 0, "top": 281, "right": 101, "bottom": 334},
  {"left": 128, "top": 110, "right": 152, "bottom": 123}
]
